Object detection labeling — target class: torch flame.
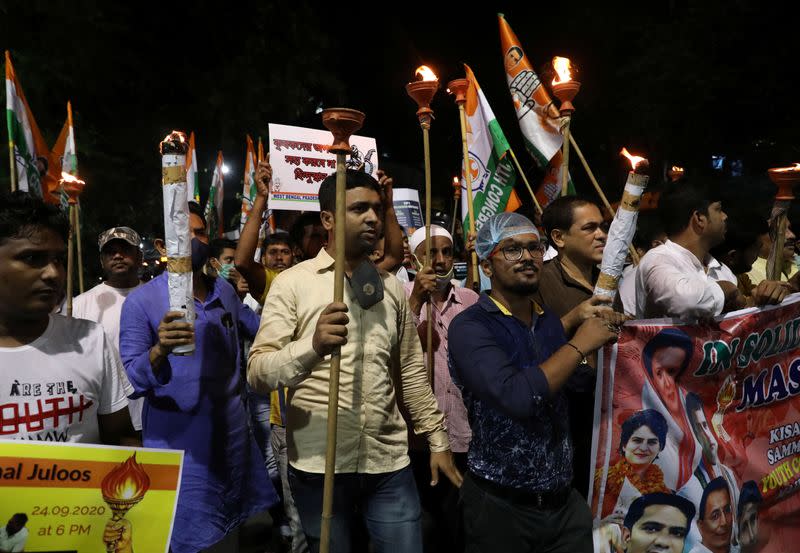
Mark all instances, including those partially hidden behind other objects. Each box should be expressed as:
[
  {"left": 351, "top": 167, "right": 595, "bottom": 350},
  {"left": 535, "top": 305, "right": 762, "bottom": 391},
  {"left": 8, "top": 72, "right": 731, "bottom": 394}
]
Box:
[
  {"left": 671, "top": 166, "right": 684, "bottom": 173},
  {"left": 621, "top": 147, "right": 647, "bottom": 170},
  {"left": 551, "top": 57, "right": 573, "bottom": 85},
  {"left": 415, "top": 65, "right": 438, "bottom": 82},
  {"left": 59, "top": 172, "right": 84, "bottom": 185},
  {"left": 101, "top": 454, "right": 151, "bottom": 502},
  {"left": 161, "top": 130, "right": 186, "bottom": 143},
  {"left": 773, "top": 163, "right": 800, "bottom": 172}
]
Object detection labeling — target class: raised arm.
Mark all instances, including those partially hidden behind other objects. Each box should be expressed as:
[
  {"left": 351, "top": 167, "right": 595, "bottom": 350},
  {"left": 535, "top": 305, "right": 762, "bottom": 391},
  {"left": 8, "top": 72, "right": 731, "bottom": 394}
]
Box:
[
  {"left": 235, "top": 158, "right": 271, "bottom": 300},
  {"left": 375, "top": 170, "right": 404, "bottom": 272}
]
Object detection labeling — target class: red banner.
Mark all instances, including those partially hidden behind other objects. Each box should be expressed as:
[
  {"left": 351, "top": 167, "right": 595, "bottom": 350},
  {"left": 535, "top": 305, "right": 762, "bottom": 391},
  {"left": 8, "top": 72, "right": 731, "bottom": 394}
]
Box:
[{"left": 591, "top": 295, "right": 800, "bottom": 553}]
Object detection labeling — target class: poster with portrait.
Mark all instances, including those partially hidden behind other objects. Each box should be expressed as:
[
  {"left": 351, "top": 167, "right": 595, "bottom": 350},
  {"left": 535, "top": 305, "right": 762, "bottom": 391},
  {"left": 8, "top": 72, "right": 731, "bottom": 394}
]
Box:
[
  {"left": 0, "top": 441, "right": 182, "bottom": 553},
  {"left": 267, "top": 123, "right": 379, "bottom": 212},
  {"left": 591, "top": 295, "right": 800, "bottom": 553}
]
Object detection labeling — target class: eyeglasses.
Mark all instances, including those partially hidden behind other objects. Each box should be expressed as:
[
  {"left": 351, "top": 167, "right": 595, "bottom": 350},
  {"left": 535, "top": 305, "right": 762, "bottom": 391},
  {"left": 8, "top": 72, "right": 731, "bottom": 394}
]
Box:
[{"left": 492, "top": 242, "right": 546, "bottom": 262}]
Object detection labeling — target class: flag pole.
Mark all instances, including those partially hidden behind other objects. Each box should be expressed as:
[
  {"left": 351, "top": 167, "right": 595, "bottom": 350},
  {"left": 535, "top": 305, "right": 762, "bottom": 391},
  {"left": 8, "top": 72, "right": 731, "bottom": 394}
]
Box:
[
  {"left": 319, "top": 108, "right": 364, "bottom": 553},
  {"left": 7, "top": 139, "right": 16, "bottom": 192},
  {"left": 507, "top": 147, "right": 542, "bottom": 216},
  {"left": 447, "top": 78, "right": 480, "bottom": 291}
]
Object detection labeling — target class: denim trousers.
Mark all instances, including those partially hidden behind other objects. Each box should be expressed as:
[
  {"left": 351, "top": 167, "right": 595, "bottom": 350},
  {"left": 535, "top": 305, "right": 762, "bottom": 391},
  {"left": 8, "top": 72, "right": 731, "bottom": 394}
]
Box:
[
  {"left": 246, "top": 386, "right": 279, "bottom": 481},
  {"left": 289, "top": 464, "right": 422, "bottom": 553}
]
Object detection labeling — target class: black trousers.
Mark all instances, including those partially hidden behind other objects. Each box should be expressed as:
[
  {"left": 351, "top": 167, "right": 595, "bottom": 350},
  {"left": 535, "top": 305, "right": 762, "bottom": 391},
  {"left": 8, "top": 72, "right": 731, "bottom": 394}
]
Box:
[{"left": 460, "top": 473, "right": 593, "bottom": 553}]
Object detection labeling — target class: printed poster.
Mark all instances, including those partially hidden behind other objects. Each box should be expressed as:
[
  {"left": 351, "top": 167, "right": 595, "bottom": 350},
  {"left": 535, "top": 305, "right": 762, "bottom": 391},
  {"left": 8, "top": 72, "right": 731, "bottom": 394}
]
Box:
[
  {"left": 591, "top": 295, "right": 800, "bottom": 553},
  {"left": 392, "top": 188, "right": 423, "bottom": 231},
  {"left": 0, "top": 441, "right": 182, "bottom": 553},
  {"left": 268, "top": 123, "right": 378, "bottom": 211}
]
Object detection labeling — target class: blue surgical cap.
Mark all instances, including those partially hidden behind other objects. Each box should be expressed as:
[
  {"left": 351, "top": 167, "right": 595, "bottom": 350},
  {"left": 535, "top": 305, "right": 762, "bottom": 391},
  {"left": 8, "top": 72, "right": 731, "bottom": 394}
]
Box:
[{"left": 475, "top": 212, "right": 540, "bottom": 260}]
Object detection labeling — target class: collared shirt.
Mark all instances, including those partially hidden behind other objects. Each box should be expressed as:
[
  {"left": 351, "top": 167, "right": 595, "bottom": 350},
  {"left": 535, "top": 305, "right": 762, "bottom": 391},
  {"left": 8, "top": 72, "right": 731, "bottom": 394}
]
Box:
[
  {"left": 533, "top": 256, "right": 598, "bottom": 390},
  {"left": 635, "top": 240, "right": 736, "bottom": 320},
  {"left": 747, "top": 255, "right": 798, "bottom": 286},
  {"left": 120, "top": 273, "right": 275, "bottom": 553},
  {"left": 448, "top": 293, "right": 573, "bottom": 493},
  {"left": 403, "top": 280, "right": 479, "bottom": 453},
  {"left": 247, "top": 248, "right": 449, "bottom": 475}
]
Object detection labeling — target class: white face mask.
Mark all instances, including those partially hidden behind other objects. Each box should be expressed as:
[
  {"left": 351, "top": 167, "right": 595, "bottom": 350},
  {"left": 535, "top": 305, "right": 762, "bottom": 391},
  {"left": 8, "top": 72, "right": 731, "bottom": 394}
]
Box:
[{"left": 412, "top": 252, "right": 454, "bottom": 291}]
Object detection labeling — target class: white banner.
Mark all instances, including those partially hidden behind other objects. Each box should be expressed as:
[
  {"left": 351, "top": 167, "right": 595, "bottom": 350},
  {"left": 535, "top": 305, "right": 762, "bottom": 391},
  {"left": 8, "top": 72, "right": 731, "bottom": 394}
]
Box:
[{"left": 267, "top": 123, "right": 378, "bottom": 212}]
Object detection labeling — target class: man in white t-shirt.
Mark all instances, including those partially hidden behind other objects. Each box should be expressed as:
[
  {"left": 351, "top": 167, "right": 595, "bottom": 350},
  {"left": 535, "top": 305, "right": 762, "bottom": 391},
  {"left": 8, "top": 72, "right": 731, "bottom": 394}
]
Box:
[
  {"left": 73, "top": 226, "right": 144, "bottom": 431},
  {"left": 0, "top": 191, "right": 134, "bottom": 444}
]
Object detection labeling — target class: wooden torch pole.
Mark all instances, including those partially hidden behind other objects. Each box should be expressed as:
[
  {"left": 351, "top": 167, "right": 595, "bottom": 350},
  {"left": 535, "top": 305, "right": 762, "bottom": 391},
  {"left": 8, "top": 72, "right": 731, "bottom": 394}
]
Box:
[{"left": 319, "top": 108, "right": 364, "bottom": 553}]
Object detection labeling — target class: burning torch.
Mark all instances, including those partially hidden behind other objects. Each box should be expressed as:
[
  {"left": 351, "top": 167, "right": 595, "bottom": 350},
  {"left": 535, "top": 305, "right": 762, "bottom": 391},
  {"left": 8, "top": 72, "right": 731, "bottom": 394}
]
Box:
[
  {"left": 550, "top": 57, "right": 580, "bottom": 197},
  {"left": 159, "top": 131, "right": 195, "bottom": 355},
  {"left": 450, "top": 176, "right": 461, "bottom": 236},
  {"left": 593, "top": 148, "right": 649, "bottom": 301},
  {"left": 406, "top": 65, "right": 439, "bottom": 383},
  {"left": 59, "top": 172, "right": 85, "bottom": 317},
  {"left": 446, "top": 75, "right": 480, "bottom": 291},
  {"left": 319, "top": 107, "right": 365, "bottom": 553}
]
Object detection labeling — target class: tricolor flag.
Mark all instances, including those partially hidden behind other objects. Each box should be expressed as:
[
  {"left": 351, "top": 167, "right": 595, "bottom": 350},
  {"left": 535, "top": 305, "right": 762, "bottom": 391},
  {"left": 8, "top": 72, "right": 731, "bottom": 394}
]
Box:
[
  {"left": 461, "top": 64, "right": 521, "bottom": 231},
  {"left": 205, "top": 151, "right": 225, "bottom": 238},
  {"left": 498, "top": 14, "right": 574, "bottom": 206},
  {"left": 241, "top": 135, "right": 257, "bottom": 233},
  {"left": 187, "top": 132, "right": 199, "bottom": 203},
  {"left": 50, "top": 102, "right": 79, "bottom": 206},
  {"left": 5, "top": 50, "right": 49, "bottom": 197}
]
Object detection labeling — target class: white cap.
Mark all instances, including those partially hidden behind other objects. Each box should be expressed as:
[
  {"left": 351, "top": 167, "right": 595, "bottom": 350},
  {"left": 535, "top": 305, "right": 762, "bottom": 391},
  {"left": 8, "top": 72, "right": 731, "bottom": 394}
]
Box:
[{"left": 409, "top": 225, "right": 453, "bottom": 254}]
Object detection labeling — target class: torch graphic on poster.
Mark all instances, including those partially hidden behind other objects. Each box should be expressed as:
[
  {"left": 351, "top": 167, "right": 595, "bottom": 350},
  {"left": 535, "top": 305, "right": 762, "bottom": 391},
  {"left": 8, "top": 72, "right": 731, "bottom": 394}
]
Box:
[{"left": 100, "top": 454, "right": 151, "bottom": 552}]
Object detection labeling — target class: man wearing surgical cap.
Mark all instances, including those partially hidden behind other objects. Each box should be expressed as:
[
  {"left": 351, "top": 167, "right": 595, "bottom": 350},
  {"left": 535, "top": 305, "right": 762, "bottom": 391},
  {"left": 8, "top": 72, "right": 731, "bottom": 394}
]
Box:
[
  {"left": 448, "top": 212, "right": 619, "bottom": 553},
  {"left": 404, "top": 224, "right": 479, "bottom": 552}
]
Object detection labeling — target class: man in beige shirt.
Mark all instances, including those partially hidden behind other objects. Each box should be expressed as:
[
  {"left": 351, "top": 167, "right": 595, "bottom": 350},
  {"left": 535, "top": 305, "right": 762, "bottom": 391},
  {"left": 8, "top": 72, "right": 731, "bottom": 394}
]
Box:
[{"left": 248, "top": 169, "right": 462, "bottom": 553}]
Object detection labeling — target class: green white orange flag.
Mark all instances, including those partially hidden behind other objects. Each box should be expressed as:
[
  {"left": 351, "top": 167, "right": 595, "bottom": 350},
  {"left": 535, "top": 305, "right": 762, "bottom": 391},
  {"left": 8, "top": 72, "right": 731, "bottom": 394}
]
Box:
[
  {"left": 498, "top": 14, "right": 574, "bottom": 206},
  {"left": 205, "top": 151, "right": 225, "bottom": 238},
  {"left": 50, "top": 102, "right": 78, "bottom": 206},
  {"left": 461, "top": 64, "right": 520, "bottom": 231},
  {"left": 5, "top": 50, "right": 50, "bottom": 197},
  {"left": 187, "top": 132, "right": 199, "bottom": 203},
  {"left": 241, "top": 135, "right": 257, "bottom": 233}
]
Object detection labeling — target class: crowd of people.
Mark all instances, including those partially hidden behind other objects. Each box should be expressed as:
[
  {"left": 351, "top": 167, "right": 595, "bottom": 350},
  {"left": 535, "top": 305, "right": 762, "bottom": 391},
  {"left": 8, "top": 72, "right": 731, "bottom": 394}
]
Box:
[{"left": 1, "top": 161, "right": 796, "bottom": 553}]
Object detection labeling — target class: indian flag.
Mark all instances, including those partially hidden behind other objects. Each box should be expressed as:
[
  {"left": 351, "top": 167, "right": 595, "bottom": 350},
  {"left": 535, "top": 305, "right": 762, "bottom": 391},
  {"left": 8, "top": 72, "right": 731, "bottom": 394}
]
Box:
[
  {"left": 5, "top": 50, "right": 49, "bottom": 197},
  {"left": 498, "top": 14, "right": 573, "bottom": 206},
  {"left": 187, "top": 132, "right": 199, "bottom": 203},
  {"left": 241, "top": 135, "right": 257, "bottom": 233},
  {"left": 205, "top": 151, "right": 225, "bottom": 238},
  {"left": 50, "top": 102, "right": 78, "bottom": 206},
  {"left": 461, "top": 64, "right": 520, "bottom": 231}
]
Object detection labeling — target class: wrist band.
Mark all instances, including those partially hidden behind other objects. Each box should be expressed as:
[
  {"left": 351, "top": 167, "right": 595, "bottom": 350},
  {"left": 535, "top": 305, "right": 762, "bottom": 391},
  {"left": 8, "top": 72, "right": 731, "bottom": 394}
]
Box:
[{"left": 565, "top": 342, "right": 588, "bottom": 365}]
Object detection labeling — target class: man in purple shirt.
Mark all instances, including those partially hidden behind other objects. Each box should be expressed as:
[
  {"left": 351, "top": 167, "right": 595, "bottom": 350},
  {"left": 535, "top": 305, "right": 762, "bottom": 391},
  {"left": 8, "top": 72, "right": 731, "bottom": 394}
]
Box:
[
  {"left": 404, "top": 224, "right": 478, "bottom": 552},
  {"left": 120, "top": 202, "right": 276, "bottom": 553}
]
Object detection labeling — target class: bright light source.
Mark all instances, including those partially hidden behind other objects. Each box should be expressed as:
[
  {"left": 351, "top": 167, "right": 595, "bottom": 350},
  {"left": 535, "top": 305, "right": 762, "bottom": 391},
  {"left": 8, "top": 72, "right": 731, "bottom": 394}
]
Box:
[{"left": 221, "top": 164, "right": 231, "bottom": 175}]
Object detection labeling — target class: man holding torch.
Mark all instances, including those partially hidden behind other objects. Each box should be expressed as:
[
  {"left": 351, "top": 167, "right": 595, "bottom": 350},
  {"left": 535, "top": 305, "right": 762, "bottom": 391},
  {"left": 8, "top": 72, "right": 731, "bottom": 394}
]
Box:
[
  {"left": 120, "top": 162, "right": 276, "bottom": 551},
  {"left": 248, "top": 169, "right": 461, "bottom": 553}
]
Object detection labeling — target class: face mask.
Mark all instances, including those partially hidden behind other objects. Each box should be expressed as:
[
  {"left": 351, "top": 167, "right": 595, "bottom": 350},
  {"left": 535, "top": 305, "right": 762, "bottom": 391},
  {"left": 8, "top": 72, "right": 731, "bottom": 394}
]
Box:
[
  {"left": 191, "top": 238, "right": 210, "bottom": 272},
  {"left": 434, "top": 266, "right": 454, "bottom": 290},
  {"left": 348, "top": 260, "right": 384, "bottom": 309},
  {"left": 217, "top": 263, "right": 235, "bottom": 280}
]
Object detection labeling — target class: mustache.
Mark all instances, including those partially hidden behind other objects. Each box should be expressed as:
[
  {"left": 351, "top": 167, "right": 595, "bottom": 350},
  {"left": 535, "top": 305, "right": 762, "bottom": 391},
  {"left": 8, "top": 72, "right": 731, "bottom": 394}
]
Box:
[{"left": 514, "top": 262, "right": 538, "bottom": 272}]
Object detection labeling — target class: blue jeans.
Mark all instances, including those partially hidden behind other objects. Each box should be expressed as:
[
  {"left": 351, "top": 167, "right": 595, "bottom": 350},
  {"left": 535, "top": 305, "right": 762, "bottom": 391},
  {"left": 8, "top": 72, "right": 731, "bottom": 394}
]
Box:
[
  {"left": 289, "top": 464, "right": 422, "bottom": 553},
  {"left": 246, "top": 386, "right": 279, "bottom": 481}
]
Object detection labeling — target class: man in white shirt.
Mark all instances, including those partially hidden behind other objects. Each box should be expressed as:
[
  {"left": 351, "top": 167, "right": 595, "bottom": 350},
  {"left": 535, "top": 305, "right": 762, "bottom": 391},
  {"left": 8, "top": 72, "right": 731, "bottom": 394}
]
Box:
[
  {"left": 635, "top": 180, "right": 742, "bottom": 321},
  {"left": 0, "top": 191, "right": 134, "bottom": 445},
  {"left": 73, "top": 226, "right": 144, "bottom": 431},
  {"left": 0, "top": 514, "right": 28, "bottom": 553}
]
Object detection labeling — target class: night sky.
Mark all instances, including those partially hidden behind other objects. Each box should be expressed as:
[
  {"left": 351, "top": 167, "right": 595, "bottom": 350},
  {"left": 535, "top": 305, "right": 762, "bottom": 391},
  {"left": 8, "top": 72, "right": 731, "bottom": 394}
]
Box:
[{"left": 3, "top": 1, "right": 799, "bottom": 244}]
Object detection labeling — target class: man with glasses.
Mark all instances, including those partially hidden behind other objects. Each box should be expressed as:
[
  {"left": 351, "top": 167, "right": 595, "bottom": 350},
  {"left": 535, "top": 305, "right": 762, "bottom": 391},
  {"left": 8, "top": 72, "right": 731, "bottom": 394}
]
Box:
[
  {"left": 404, "top": 224, "right": 479, "bottom": 552},
  {"left": 535, "top": 195, "right": 620, "bottom": 499},
  {"left": 449, "top": 212, "right": 619, "bottom": 552}
]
